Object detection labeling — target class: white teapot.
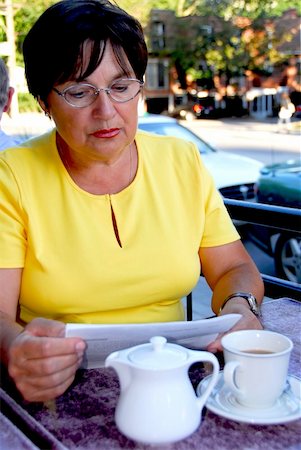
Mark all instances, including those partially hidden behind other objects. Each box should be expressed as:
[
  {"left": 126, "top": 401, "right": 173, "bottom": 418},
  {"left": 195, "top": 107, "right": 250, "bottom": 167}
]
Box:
[{"left": 105, "top": 336, "right": 219, "bottom": 445}]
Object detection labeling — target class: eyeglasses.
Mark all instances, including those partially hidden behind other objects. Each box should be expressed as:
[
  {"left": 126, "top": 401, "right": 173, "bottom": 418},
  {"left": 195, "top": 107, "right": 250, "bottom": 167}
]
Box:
[{"left": 52, "top": 78, "right": 144, "bottom": 108}]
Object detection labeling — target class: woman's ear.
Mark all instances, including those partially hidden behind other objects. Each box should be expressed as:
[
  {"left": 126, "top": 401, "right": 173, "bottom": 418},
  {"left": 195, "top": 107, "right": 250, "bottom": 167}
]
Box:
[
  {"left": 3, "top": 87, "right": 14, "bottom": 113},
  {"left": 38, "top": 96, "right": 51, "bottom": 118}
]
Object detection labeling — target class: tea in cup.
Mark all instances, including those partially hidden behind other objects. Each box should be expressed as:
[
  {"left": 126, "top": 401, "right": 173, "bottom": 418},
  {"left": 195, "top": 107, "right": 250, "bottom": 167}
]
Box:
[{"left": 221, "top": 330, "right": 293, "bottom": 409}]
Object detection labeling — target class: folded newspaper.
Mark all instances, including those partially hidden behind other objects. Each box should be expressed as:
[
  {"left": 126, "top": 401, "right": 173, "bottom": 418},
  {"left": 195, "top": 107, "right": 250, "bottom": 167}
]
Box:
[{"left": 65, "top": 314, "right": 241, "bottom": 368}]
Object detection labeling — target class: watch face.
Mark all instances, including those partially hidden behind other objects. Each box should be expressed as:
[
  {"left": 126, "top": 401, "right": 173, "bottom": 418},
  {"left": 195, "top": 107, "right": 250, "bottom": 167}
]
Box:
[{"left": 219, "top": 292, "right": 260, "bottom": 316}]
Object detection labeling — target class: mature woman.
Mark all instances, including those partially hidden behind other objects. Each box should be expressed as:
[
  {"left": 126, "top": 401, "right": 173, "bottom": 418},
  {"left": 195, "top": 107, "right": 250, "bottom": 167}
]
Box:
[{"left": 0, "top": 0, "right": 264, "bottom": 402}]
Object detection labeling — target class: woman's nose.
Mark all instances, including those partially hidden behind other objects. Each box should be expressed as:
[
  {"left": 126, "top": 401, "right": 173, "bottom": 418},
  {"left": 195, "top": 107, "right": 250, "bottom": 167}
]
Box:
[{"left": 92, "top": 90, "right": 116, "bottom": 118}]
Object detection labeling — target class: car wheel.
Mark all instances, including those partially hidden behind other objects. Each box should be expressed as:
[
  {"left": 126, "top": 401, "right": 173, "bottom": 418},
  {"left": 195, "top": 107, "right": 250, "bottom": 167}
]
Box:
[{"left": 274, "top": 233, "right": 301, "bottom": 283}]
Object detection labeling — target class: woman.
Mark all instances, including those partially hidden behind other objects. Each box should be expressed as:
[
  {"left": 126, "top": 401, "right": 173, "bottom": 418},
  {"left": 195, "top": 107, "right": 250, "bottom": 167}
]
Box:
[{"left": 0, "top": 0, "right": 264, "bottom": 402}]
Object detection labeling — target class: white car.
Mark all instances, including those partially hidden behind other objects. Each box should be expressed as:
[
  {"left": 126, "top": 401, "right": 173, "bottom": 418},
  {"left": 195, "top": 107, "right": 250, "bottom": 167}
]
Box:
[{"left": 138, "top": 114, "right": 263, "bottom": 200}]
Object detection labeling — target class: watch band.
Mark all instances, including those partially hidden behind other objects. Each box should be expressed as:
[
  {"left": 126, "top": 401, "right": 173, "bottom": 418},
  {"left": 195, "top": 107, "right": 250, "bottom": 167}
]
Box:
[{"left": 219, "top": 292, "right": 260, "bottom": 316}]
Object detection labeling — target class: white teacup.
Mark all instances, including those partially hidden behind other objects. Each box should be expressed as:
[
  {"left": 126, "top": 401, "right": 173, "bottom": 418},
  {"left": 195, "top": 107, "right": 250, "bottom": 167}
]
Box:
[{"left": 221, "top": 330, "right": 293, "bottom": 409}]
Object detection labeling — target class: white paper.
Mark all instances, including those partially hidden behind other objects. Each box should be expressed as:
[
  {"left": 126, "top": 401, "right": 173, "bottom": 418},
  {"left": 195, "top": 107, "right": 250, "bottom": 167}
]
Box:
[{"left": 65, "top": 314, "right": 241, "bottom": 369}]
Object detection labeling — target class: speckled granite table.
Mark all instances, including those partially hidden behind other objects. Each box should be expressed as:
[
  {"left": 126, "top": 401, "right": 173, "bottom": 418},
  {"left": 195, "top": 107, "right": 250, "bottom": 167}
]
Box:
[{"left": 1, "top": 298, "right": 300, "bottom": 450}]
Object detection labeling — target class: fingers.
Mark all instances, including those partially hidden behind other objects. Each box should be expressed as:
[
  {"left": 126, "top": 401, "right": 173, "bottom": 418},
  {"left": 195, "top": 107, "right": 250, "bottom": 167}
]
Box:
[
  {"left": 11, "top": 358, "right": 81, "bottom": 402},
  {"left": 9, "top": 340, "right": 83, "bottom": 377},
  {"left": 206, "top": 333, "right": 225, "bottom": 353},
  {"left": 12, "top": 332, "right": 86, "bottom": 360},
  {"left": 25, "top": 317, "right": 66, "bottom": 338},
  {"left": 207, "top": 311, "right": 263, "bottom": 353},
  {"left": 7, "top": 323, "right": 86, "bottom": 402}
]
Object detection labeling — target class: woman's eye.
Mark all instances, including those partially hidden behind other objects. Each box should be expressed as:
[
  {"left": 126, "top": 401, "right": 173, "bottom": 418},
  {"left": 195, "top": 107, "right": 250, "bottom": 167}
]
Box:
[
  {"left": 68, "top": 87, "right": 93, "bottom": 98},
  {"left": 111, "top": 83, "right": 128, "bottom": 92}
]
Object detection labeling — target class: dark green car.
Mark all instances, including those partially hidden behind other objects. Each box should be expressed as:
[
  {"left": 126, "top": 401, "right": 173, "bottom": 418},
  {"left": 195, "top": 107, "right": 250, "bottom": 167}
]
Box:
[{"left": 252, "top": 160, "right": 301, "bottom": 283}]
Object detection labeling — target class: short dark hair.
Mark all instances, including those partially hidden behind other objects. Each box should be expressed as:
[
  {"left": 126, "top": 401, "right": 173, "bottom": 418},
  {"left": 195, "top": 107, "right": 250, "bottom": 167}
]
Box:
[{"left": 23, "top": 0, "right": 148, "bottom": 103}]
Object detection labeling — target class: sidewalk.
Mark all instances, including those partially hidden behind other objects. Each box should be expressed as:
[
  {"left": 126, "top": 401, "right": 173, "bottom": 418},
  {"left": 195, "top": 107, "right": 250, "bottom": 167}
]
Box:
[
  {"left": 185, "top": 115, "right": 301, "bottom": 139},
  {"left": 185, "top": 116, "right": 300, "bottom": 165},
  {"left": 187, "top": 115, "right": 301, "bottom": 133}
]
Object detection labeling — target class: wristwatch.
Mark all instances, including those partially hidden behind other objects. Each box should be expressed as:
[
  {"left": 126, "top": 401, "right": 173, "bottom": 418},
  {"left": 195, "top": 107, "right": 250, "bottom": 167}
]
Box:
[{"left": 219, "top": 292, "right": 261, "bottom": 316}]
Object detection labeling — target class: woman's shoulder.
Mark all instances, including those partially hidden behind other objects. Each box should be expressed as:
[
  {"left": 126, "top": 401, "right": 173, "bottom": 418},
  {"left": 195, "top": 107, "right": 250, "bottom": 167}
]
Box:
[
  {"left": 0, "top": 130, "right": 55, "bottom": 167},
  {"left": 136, "top": 129, "right": 200, "bottom": 160},
  {"left": 135, "top": 129, "right": 209, "bottom": 184}
]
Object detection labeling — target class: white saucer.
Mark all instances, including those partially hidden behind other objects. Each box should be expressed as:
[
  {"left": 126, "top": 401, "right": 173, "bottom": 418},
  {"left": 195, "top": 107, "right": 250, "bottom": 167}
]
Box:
[{"left": 197, "top": 371, "right": 301, "bottom": 425}]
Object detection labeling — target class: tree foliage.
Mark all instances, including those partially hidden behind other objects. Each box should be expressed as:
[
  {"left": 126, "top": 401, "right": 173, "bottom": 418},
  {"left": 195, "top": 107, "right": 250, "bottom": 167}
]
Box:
[
  {"left": 13, "top": 0, "right": 56, "bottom": 64},
  {"left": 165, "top": 0, "right": 300, "bottom": 86},
  {"left": 6, "top": 0, "right": 300, "bottom": 84},
  {"left": 118, "top": 0, "right": 301, "bottom": 18}
]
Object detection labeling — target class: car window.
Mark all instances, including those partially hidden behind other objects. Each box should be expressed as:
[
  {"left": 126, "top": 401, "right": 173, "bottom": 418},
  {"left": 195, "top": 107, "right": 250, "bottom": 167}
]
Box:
[{"left": 138, "top": 122, "right": 215, "bottom": 154}]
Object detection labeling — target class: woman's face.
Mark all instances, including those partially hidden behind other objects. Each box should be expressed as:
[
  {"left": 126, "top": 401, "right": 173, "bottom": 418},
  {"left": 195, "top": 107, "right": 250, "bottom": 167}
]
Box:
[{"left": 45, "top": 42, "right": 141, "bottom": 163}]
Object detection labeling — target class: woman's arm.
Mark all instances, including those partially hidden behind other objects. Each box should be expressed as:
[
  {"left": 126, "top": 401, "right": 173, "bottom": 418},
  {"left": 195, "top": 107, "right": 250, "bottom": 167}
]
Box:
[
  {"left": 0, "top": 268, "right": 24, "bottom": 363},
  {"left": 0, "top": 268, "right": 86, "bottom": 402},
  {"left": 199, "top": 240, "right": 264, "bottom": 352}
]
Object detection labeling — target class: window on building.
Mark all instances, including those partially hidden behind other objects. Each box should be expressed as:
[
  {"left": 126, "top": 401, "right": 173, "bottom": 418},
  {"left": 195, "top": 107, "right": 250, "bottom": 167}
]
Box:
[
  {"left": 199, "top": 25, "right": 212, "bottom": 35},
  {"left": 151, "top": 21, "right": 166, "bottom": 50},
  {"left": 146, "top": 60, "right": 169, "bottom": 90}
]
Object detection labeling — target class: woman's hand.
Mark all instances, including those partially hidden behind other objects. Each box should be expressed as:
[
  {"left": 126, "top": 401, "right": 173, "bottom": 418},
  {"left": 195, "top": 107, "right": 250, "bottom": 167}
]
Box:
[
  {"left": 199, "top": 241, "right": 264, "bottom": 354},
  {"left": 7, "top": 317, "right": 86, "bottom": 402},
  {"left": 206, "top": 300, "right": 263, "bottom": 353}
]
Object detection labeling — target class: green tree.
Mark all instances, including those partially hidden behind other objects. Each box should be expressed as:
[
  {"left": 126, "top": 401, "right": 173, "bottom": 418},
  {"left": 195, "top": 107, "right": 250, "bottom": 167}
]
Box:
[
  {"left": 13, "top": 0, "right": 56, "bottom": 64},
  {"left": 9, "top": 0, "right": 301, "bottom": 90},
  {"left": 117, "top": 0, "right": 200, "bottom": 21},
  {"left": 163, "top": 0, "right": 300, "bottom": 87}
]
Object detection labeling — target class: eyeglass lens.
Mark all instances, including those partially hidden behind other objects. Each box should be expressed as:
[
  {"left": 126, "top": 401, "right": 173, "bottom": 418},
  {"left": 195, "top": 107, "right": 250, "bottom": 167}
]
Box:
[{"left": 63, "top": 79, "right": 142, "bottom": 107}]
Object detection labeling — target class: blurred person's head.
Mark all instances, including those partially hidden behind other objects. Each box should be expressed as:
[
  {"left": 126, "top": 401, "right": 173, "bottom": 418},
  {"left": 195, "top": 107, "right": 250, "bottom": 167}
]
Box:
[{"left": 0, "top": 58, "right": 14, "bottom": 122}]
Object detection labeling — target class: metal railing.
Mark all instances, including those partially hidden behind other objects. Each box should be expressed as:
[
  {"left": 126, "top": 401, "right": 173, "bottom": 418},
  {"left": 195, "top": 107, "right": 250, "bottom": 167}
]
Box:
[
  {"left": 225, "top": 199, "right": 301, "bottom": 233},
  {"left": 186, "top": 199, "right": 301, "bottom": 321}
]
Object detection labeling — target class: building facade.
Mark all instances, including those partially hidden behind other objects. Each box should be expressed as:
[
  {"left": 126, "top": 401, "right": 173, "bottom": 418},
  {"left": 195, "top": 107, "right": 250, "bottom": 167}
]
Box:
[{"left": 143, "top": 8, "right": 301, "bottom": 118}]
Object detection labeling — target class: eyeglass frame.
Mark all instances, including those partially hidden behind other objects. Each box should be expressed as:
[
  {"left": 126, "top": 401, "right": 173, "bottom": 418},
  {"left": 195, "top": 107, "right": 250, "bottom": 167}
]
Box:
[{"left": 52, "top": 78, "right": 144, "bottom": 108}]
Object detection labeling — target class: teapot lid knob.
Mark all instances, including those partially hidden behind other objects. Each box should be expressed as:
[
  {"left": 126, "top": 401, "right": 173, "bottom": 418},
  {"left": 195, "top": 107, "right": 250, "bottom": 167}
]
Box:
[
  {"left": 128, "top": 336, "right": 187, "bottom": 369},
  {"left": 150, "top": 336, "right": 167, "bottom": 351}
]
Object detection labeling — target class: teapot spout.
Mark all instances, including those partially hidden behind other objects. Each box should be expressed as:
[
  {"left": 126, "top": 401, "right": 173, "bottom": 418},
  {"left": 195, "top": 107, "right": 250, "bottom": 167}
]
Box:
[{"left": 105, "top": 352, "right": 132, "bottom": 391}]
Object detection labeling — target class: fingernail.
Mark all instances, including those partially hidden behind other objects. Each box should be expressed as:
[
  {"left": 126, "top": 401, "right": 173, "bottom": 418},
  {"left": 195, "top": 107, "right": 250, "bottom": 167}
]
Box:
[{"left": 76, "top": 341, "right": 86, "bottom": 354}]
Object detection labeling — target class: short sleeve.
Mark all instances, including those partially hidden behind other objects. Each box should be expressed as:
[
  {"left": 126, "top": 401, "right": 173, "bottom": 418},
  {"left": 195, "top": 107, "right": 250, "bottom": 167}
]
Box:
[
  {"left": 194, "top": 150, "right": 240, "bottom": 247},
  {"left": 0, "top": 157, "right": 27, "bottom": 267}
]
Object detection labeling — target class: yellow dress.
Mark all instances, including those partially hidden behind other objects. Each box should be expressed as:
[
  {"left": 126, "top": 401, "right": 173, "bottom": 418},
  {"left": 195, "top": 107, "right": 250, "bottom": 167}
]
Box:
[{"left": 0, "top": 129, "right": 239, "bottom": 324}]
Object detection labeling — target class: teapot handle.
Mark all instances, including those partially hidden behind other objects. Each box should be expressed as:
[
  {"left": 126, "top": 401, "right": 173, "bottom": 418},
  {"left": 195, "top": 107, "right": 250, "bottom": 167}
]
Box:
[{"left": 189, "top": 351, "right": 220, "bottom": 411}]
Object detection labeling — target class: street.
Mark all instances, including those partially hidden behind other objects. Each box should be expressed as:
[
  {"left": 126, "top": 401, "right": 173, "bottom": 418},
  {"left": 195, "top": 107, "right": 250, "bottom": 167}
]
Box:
[
  {"left": 183, "top": 116, "right": 300, "bottom": 301},
  {"left": 183, "top": 116, "right": 300, "bottom": 165}
]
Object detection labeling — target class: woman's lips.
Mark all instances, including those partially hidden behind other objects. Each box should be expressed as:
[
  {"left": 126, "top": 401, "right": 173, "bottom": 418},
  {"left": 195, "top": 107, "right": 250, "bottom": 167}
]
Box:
[{"left": 92, "top": 128, "right": 120, "bottom": 138}]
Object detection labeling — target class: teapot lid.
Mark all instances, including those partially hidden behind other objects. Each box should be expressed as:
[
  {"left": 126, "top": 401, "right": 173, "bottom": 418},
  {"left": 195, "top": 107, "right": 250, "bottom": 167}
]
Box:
[{"left": 128, "top": 336, "right": 188, "bottom": 369}]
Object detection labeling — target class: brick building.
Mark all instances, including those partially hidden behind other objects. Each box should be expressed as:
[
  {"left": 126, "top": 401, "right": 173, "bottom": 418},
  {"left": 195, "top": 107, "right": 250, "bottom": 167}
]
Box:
[{"left": 143, "top": 8, "right": 301, "bottom": 118}]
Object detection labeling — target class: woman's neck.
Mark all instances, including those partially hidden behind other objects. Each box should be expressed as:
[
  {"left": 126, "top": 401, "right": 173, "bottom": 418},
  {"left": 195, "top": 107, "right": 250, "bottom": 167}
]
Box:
[{"left": 56, "top": 135, "right": 137, "bottom": 195}]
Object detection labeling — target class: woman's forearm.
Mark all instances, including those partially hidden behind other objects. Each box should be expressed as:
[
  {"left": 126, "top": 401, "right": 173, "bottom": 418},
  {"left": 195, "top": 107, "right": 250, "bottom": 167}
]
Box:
[
  {"left": 0, "top": 311, "right": 24, "bottom": 365},
  {"left": 210, "top": 262, "right": 264, "bottom": 315}
]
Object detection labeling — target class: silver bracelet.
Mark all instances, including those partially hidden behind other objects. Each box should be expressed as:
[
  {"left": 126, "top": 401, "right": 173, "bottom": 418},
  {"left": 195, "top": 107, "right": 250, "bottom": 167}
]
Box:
[{"left": 219, "top": 292, "right": 260, "bottom": 316}]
